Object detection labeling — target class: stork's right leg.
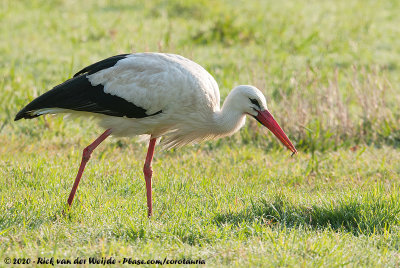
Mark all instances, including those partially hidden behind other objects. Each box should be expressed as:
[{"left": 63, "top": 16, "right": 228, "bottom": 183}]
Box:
[
  {"left": 143, "top": 138, "right": 157, "bottom": 217},
  {"left": 67, "top": 128, "right": 112, "bottom": 207}
]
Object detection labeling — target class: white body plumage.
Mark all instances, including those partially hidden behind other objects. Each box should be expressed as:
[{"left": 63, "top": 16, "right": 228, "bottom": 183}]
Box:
[{"left": 85, "top": 53, "right": 256, "bottom": 148}]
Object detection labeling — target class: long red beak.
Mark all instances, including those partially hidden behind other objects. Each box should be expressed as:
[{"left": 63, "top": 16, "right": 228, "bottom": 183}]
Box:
[{"left": 255, "top": 110, "right": 297, "bottom": 155}]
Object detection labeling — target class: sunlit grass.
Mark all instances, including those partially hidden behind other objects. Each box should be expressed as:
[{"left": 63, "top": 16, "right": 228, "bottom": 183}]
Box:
[{"left": 1, "top": 141, "right": 400, "bottom": 266}]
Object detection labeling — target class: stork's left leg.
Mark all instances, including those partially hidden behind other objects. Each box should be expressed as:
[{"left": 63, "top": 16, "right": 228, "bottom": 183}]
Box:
[
  {"left": 67, "top": 128, "right": 112, "bottom": 208},
  {"left": 143, "top": 138, "right": 157, "bottom": 217}
]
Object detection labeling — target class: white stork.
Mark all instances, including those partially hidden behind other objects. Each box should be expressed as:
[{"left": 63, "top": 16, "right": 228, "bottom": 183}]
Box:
[{"left": 15, "top": 53, "right": 297, "bottom": 216}]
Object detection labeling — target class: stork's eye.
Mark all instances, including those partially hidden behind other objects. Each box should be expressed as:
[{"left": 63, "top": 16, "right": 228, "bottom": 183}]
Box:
[{"left": 249, "top": 98, "right": 261, "bottom": 109}]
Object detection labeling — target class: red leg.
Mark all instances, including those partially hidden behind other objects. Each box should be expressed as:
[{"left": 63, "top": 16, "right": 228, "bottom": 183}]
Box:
[
  {"left": 143, "top": 138, "right": 157, "bottom": 217},
  {"left": 67, "top": 128, "right": 112, "bottom": 207}
]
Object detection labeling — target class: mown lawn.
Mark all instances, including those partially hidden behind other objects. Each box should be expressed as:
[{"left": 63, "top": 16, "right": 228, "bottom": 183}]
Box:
[{"left": 1, "top": 0, "right": 400, "bottom": 267}]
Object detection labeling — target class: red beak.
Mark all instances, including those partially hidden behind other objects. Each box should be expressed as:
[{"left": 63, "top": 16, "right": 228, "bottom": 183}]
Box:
[{"left": 255, "top": 110, "right": 297, "bottom": 155}]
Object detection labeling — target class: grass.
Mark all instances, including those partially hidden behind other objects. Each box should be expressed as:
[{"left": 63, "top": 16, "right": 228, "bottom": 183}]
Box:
[{"left": 1, "top": 0, "right": 400, "bottom": 266}]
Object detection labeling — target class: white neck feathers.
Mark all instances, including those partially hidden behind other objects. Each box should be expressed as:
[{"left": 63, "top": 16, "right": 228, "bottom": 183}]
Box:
[{"left": 211, "top": 93, "right": 246, "bottom": 136}]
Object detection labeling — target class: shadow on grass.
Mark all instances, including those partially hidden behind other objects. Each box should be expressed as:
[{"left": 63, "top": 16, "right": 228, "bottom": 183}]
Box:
[{"left": 213, "top": 193, "right": 400, "bottom": 236}]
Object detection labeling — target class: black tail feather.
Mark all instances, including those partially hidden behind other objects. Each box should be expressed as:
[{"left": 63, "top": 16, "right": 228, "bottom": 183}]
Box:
[
  {"left": 14, "top": 76, "right": 91, "bottom": 121},
  {"left": 15, "top": 74, "right": 160, "bottom": 121}
]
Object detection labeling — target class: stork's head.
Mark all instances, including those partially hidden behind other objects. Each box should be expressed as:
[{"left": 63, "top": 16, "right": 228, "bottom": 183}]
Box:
[{"left": 227, "top": 85, "right": 297, "bottom": 155}]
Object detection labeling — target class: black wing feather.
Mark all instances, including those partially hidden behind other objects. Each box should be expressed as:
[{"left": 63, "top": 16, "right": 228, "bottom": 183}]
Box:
[
  {"left": 15, "top": 74, "right": 161, "bottom": 121},
  {"left": 73, "top": 54, "right": 130, "bottom": 77}
]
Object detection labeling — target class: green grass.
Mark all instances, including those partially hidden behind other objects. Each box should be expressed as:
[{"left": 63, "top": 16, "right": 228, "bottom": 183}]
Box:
[{"left": 1, "top": 0, "right": 400, "bottom": 266}]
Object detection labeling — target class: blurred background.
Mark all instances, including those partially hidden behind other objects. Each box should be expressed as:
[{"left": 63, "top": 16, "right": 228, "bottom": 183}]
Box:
[{"left": 1, "top": 0, "right": 399, "bottom": 151}]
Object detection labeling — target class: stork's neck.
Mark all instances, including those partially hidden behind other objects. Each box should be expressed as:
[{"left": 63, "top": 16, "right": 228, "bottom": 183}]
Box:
[{"left": 212, "top": 95, "right": 246, "bottom": 136}]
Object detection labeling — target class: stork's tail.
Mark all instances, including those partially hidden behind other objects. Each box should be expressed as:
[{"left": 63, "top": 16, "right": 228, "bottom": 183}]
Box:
[
  {"left": 15, "top": 71, "right": 153, "bottom": 121},
  {"left": 14, "top": 74, "right": 88, "bottom": 121},
  {"left": 14, "top": 86, "right": 71, "bottom": 121},
  {"left": 15, "top": 107, "right": 66, "bottom": 121}
]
